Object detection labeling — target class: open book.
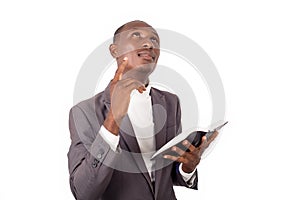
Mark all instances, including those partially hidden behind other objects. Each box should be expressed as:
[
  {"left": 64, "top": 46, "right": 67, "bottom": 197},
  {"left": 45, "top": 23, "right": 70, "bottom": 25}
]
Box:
[{"left": 151, "top": 121, "right": 228, "bottom": 160}]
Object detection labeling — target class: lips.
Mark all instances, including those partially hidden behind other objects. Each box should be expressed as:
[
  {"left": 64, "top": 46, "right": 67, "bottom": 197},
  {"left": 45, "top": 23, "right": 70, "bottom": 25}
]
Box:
[{"left": 137, "top": 50, "right": 155, "bottom": 62}]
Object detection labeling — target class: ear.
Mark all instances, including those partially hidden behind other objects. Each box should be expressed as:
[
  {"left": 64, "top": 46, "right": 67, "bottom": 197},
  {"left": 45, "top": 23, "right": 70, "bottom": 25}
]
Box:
[{"left": 109, "top": 44, "right": 118, "bottom": 58}]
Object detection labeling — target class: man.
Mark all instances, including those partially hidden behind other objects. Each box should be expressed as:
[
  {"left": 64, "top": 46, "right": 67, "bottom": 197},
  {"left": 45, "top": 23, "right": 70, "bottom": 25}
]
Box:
[{"left": 68, "top": 20, "right": 218, "bottom": 200}]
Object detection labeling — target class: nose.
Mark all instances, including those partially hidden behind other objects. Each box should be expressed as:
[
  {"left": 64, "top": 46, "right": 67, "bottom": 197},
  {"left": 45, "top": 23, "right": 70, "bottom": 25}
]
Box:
[{"left": 142, "top": 40, "right": 153, "bottom": 49}]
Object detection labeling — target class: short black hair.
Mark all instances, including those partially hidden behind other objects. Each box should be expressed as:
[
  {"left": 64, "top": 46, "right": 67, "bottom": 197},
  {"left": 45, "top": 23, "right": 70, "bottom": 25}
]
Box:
[{"left": 113, "top": 20, "right": 151, "bottom": 43}]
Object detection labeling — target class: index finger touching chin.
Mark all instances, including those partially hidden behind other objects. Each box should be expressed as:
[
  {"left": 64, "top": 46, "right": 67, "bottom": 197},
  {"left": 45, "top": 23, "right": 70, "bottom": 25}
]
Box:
[
  {"left": 118, "top": 57, "right": 128, "bottom": 80},
  {"left": 113, "top": 57, "right": 128, "bottom": 82}
]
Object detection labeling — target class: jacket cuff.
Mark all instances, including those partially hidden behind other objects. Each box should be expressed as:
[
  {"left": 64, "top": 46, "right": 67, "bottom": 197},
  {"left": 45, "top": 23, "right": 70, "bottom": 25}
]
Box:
[{"left": 89, "top": 131, "right": 121, "bottom": 169}]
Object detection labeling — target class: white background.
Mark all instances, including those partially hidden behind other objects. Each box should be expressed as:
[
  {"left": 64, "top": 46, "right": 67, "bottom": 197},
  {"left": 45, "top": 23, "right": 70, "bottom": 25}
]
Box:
[{"left": 1, "top": 0, "right": 300, "bottom": 199}]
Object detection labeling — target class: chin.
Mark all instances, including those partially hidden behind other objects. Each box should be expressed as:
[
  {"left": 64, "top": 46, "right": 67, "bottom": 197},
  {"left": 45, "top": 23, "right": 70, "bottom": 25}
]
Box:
[{"left": 136, "top": 63, "right": 156, "bottom": 74}]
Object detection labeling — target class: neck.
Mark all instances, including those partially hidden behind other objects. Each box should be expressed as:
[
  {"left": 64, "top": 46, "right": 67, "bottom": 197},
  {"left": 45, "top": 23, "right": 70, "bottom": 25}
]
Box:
[{"left": 123, "top": 71, "right": 150, "bottom": 86}]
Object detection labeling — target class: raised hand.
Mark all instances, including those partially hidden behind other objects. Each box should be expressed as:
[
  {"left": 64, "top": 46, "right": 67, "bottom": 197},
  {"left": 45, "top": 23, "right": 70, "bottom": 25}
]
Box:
[{"left": 103, "top": 57, "right": 146, "bottom": 135}]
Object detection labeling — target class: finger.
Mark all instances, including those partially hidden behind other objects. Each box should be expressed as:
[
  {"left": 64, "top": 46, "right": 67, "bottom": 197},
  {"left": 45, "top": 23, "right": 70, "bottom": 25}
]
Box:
[
  {"left": 182, "top": 140, "right": 196, "bottom": 152},
  {"left": 116, "top": 78, "right": 146, "bottom": 92},
  {"left": 137, "top": 86, "right": 146, "bottom": 93},
  {"left": 112, "top": 79, "right": 146, "bottom": 100},
  {"left": 198, "top": 135, "right": 208, "bottom": 150},
  {"left": 122, "top": 78, "right": 143, "bottom": 87},
  {"left": 163, "top": 155, "right": 188, "bottom": 164},
  {"left": 112, "top": 57, "right": 128, "bottom": 83},
  {"left": 124, "top": 81, "right": 146, "bottom": 92},
  {"left": 171, "top": 146, "right": 186, "bottom": 156}
]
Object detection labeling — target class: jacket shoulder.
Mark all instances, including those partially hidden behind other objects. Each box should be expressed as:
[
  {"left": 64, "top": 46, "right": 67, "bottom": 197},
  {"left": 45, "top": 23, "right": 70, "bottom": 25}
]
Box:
[{"left": 71, "top": 91, "right": 105, "bottom": 111}]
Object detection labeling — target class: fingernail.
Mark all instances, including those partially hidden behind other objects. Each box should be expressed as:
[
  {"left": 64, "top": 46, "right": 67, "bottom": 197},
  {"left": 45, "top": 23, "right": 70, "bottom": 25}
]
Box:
[
  {"left": 183, "top": 140, "right": 188, "bottom": 145},
  {"left": 172, "top": 147, "right": 176, "bottom": 151},
  {"left": 163, "top": 155, "right": 168, "bottom": 159},
  {"left": 123, "top": 57, "right": 128, "bottom": 61}
]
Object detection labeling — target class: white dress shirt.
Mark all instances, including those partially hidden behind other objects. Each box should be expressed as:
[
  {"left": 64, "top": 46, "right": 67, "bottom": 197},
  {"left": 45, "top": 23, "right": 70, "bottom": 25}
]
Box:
[{"left": 99, "top": 85, "right": 196, "bottom": 185}]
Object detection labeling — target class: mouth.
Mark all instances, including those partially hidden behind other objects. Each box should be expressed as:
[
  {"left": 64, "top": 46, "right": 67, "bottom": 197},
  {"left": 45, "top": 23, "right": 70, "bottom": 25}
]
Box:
[{"left": 137, "top": 50, "right": 156, "bottom": 62}]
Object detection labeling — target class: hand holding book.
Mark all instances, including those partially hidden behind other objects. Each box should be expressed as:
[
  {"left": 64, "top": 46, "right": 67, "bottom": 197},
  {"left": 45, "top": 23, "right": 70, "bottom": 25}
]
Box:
[
  {"left": 151, "top": 121, "right": 228, "bottom": 160},
  {"left": 156, "top": 121, "right": 228, "bottom": 173}
]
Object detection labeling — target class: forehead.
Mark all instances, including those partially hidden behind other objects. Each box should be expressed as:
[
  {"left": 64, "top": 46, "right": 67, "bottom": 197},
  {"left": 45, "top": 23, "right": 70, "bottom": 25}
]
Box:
[{"left": 119, "top": 22, "right": 159, "bottom": 37}]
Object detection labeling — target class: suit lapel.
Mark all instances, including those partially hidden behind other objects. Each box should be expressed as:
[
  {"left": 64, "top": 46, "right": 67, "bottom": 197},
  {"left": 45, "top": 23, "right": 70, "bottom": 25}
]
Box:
[
  {"left": 150, "top": 88, "right": 168, "bottom": 199},
  {"left": 151, "top": 88, "right": 167, "bottom": 153},
  {"left": 119, "top": 115, "right": 154, "bottom": 194}
]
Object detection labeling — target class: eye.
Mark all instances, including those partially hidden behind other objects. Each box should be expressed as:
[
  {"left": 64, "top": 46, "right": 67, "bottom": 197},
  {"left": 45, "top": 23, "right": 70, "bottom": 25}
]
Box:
[
  {"left": 132, "top": 32, "right": 141, "bottom": 37},
  {"left": 150, "top": 37, "right": 159, "bottom": 43}
]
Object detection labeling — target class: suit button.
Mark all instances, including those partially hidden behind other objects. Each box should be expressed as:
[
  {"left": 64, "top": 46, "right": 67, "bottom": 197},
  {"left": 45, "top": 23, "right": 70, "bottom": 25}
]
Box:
[
  {"left": 97, "top": 153, "right": 102, "bottom": 159},
  {"left": 92, "top": 159, "right": 99, "bottom": 168}
]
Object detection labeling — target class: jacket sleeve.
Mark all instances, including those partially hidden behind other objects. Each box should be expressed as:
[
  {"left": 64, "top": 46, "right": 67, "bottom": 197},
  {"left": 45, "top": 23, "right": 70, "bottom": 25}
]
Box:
[
  {"left": 67, "top": 105, "right": 120, "bottom": 200},
  {"left": 171, "top": 96, "right": 198, "bottom": 189}
]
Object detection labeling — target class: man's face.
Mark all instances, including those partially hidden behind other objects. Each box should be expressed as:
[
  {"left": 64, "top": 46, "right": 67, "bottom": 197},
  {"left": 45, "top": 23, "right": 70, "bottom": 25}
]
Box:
[{"left": 112, "top": 22, "right": 160, "bottom": 75}]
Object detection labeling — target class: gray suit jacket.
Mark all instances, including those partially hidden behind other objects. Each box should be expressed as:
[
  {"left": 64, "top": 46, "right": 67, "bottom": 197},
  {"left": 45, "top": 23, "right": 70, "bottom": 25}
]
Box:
[{"left": 68, "top": 84, "right": 198, "bottom": 200}]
